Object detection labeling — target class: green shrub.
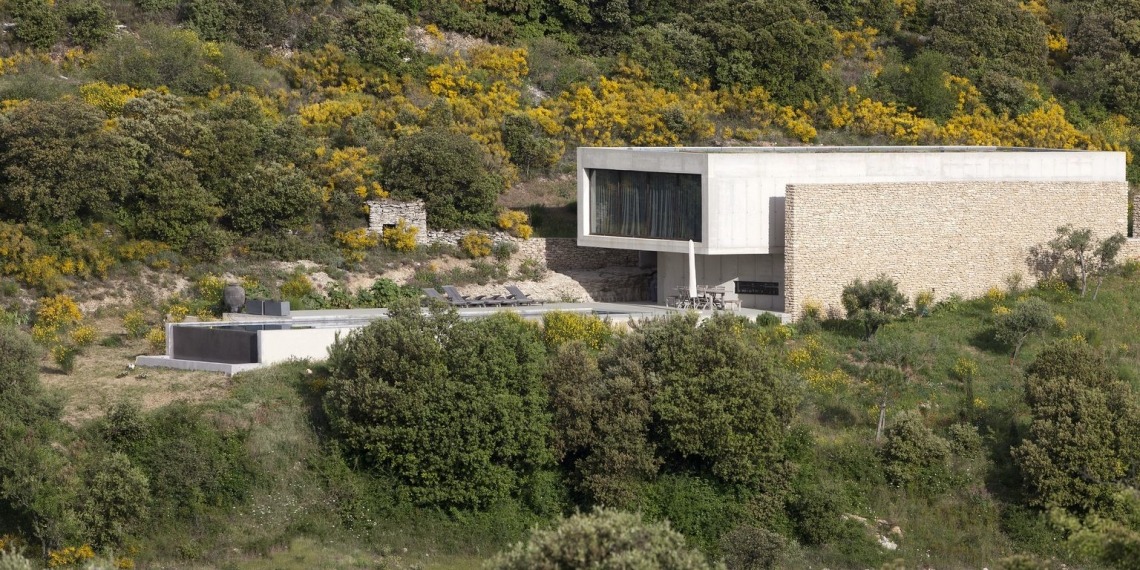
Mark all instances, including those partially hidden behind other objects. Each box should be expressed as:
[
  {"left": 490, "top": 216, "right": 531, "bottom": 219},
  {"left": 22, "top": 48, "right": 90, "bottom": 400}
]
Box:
[
  {"left": 788, "top": 482, "right": 844, "bottom": 546},
  {"left": 61, "top": 0, "right": 114, "bottom": 49},
  {"left": 516, "top": 258, "right": 548, "bottom": 281},
  {"left": 103, "top": 402, "right": 255, "bottom": 521},
  {"left": 544, "top": 340, "right": 658, "bottom": 507},
  {"left": 756, "top": 312, "right": 782, "bottom": 327},
  {"left": 720, "top": 525, "right": 786, "bottom": 570},
  {"left": 841, "top": 275, "right": 908, "bottom": 339},
  {"left": 76, "top": 452, "right": 150, "bottom": 548},
  {"left": 0, "top": 326, "right": 40, "bottom": 401},
  {"left": 947, "top": 422, "right": 984, "bottom": 459},
  {"left": 646, "top": 313, "right": 800, "bottom": 485},
  {"left": 324, "top": 307, "right": 554, "bottom": 510},
  {"left": 1012, "top": 340, "right": 1140, "bottom": 513},
  {"left": 336, "top": 3, "right": 412, "bottom": 70},
  {"left": 9, "top": 0, "right": 61, "bottom": 49},
  {"left": 489, "top": 508, "right": 719, "bottom": 570},
  {"left": 226, "top": 163, "right": 320, "bottom": 235},
  {"left": 382, "top": 127, "right": 504, "bottom": 230},
  {"left": 644, "top": 474, "right": 745, "bottom": 552},
  {"left": 879, "top": 411, "right": 951, "bottom": 492},
  {"left": 354, "top": 278, "right": 418, "bottom": 308}
]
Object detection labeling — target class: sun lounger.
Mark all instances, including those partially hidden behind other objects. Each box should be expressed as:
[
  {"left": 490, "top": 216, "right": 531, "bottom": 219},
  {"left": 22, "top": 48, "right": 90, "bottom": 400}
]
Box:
[
  {"left": 422, "top": 287, "right": 450, "bottom": 305},
  {"left": 443, "top": 285, "right": 489, "bottom": 307},
  {"left": 505, "top": 285, "right": 540, "bottom": 305}
]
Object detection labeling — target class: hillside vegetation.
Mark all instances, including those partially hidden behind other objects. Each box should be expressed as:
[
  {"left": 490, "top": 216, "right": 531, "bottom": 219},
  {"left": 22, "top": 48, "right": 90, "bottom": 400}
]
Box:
[
  {"left": 3, "top": 1, "right": 1140, "bottom": 568},
  {"left": 2, "top": 265, "right": 1140, "bottom": 569},
  {"left": 0, "top": 0, "right": 1139, "bottom": 299}
]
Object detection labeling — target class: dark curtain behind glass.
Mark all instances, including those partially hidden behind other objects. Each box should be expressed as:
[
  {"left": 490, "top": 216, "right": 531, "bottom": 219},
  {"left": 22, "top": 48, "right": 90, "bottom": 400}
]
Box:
[{"left": 590, "top": 169, "right": 701, "bottom": 241}]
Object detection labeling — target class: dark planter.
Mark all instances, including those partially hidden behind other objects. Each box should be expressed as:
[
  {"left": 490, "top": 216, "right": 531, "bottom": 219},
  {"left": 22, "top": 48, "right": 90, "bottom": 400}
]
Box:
[
  {"left": 245, "top": 299, "right": 264, "bottom": 315},
  {"left": 263, "top": 300, "right": 291, "bottom": 317}
]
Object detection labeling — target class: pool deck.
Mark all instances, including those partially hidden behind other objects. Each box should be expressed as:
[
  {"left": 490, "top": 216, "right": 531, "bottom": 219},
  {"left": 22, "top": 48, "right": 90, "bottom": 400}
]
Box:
[{"left": 137, "top": 302, "right": 789, "bottom": 375}]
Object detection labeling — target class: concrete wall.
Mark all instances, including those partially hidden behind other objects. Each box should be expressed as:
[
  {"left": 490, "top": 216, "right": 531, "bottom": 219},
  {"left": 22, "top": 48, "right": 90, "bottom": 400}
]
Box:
[
  {"left": 657, "top": 252, "right": 784, "bottom": 311},
  {"left": 784, "top": 181, "right": 1128, "bottom": 318},
  {"left": 257, "top": 327, "right": 359, "bottom": 365},
  {"left": 578, "top": 147, "right": 1127, "bottom": 255}
]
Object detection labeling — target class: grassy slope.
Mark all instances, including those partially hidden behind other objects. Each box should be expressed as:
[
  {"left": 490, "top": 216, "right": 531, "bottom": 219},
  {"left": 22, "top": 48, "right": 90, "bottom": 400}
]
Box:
[{"left": 47, "top": 271, "right": 1140, "bottom": 568}]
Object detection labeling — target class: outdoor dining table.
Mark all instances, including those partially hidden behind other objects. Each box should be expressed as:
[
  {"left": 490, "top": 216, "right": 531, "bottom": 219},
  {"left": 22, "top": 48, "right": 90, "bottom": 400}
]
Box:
[{"left": 671, "top": 285, "right": 727, "bottom": 310}]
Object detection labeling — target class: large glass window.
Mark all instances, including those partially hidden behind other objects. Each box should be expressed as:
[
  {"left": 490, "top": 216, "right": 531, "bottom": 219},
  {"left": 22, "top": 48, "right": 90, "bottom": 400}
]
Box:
[{"left": 590, "top": 169, "right": 702, "bottom": 241}]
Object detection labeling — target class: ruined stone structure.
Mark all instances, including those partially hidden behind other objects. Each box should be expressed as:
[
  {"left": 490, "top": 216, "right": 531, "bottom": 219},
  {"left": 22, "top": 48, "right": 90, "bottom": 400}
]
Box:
[{"left": 366, "top": 199, "right": 428, "bottom": 239}]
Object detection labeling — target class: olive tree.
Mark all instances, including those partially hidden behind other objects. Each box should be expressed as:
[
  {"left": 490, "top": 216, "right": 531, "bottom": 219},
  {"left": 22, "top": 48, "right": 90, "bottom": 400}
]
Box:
[
  {"left": 489, "top": 508, "right": 722, "bottom": 570},
  {"left": 993, "top": 296, "right": 1053, "bottom": 364},
  {"left": 841, "top": 274, "right": 908, "bottom": 339}
]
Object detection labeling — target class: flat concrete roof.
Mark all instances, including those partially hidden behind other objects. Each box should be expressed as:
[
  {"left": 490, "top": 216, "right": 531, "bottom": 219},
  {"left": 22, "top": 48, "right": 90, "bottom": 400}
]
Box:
[{"left": 596, "top": 145, "right": 1089, "bottom": 154}]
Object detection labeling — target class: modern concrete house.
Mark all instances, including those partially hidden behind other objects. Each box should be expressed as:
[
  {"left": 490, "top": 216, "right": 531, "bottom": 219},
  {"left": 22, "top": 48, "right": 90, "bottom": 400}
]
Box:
[{"left": 577, "top": 146, "right": 1133, "bottom": 317}]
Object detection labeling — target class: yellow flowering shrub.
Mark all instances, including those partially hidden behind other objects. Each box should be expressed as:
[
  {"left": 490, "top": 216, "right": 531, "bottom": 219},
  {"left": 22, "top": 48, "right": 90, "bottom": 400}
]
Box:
[
  {"left": 334, "top": 227, "right": 379, "bottom": 263},
  {"left": 800, "top": 298, "right": 824, "bottom": 321},
  {"left": 195, "top": 274, "right": 225, "bottom": 304},
  {"left": 145, "top": 327, "right": 166, "bottom": 354},
  {"left": 992, "top": 305, "right": 1012, "bottom": 316},
  {"left": 167, "top": 304, "right": 189, "bottom": 323},
  {"left": 459, "top": 231, "right": 493, "bottom": 258},
  {"left": 804, "top": 368, "right": 852, "bottom": 395},
  {"left": 314, "top": 146, "right": 388, "bottom": 211},
  {"left": 122, "top": 309, "right": 149, "bottom": 338},
  {"left": 497, "top": 209, "right": 533, "bottom": 239},
  {"left": 37, "top": 294, "right": 82, "bottom": 331},
  {"left": 48, "top": 545, "right": 95, "bottom": 568},
  {"left": 381, "top": 218, "right": 418, "bottom": 252},
  {"left": 542, "top": 310, "right": 612, "bottom": 350},
  {"left": 79, "top": 82, "right": 143, "bottom": 115},
  {"left": 952, "top": 357, "right": 978, "bottom": 381},
  {"left": 914, "top": 290, "right": 935, "bottom": 315},
  {"left": 985, "top": 286, "right": 1006, "bottom": 303},
  {"left": 1053, "top": 314, "right": 1068, "bottom": 331},
  {"left": 280, "top": 272, "right": 315, "bottom": 300},
  {"left": 71, "top": 324, "right": 97, "bottom": 347}
]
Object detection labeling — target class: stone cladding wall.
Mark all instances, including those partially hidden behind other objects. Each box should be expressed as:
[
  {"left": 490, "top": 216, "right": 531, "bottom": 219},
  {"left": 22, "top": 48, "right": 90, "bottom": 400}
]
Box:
[
  {"left": 366, "top": 199, "right": 429, "bottom": 238},
  {"left": 785, "top": 181, "right": 1128, "bottom": 319}
]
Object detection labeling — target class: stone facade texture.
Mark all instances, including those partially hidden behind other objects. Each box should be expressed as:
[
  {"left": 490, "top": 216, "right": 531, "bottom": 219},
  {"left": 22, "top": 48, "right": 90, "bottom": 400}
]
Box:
[
  {"left": 366, "top": 199, "right": 429, "bottom": 239},
  {"left": 785, "top": 181, "right": 1128, "bottom": 319}
]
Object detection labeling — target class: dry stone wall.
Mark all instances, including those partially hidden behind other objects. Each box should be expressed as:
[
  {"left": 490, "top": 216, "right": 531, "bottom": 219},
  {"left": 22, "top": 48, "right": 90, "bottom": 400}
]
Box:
[
  {"left": 785, "top": 181, "right": 1128, "bottom": 319},
  {"left": 366, "top": 199, "right": 429, "bottom": 238}
]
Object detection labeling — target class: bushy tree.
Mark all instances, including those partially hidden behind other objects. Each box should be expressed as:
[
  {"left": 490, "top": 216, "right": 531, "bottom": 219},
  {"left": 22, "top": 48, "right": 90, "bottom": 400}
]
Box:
[
  {"left": 336, "top": 3, "right": 412, "bottom": 70},
  {"left": 545, "top": 340, "right": 659, "bottom": 507},
  {"left": 0, "top": 100, "right": 143, "bottom": 228},
  {"left": 643, "top": 313, "right": 799, "bottom": 485},
  {"left": 879, "top": 411, "right": 951, "bottom": 491},
  {"left": 324, "top": 305, "right": 554, "bottom": 510},
  {"left": 382, "top": 127, "right": 504, "bottom": 229},
  {"left": 61, "top": 0, "right": 115, "bottom": 49},
  {"left": 927, "top": 0, "right": 1048, "bottom": 84},
  {"left": 8, "top": 0, "right": 61, "bottom": 49},
  {"left": 489, "top": 508, "right": 722, "bottom": 570},
  {"left": 76, "top": 452, "right": 150, "bottom": 549},
  {"left": 841, "top": 274, "right": 908, "bottom": 339},
  {"left": 1013, "top": 340, "right": 1140, "bottom": 513},
  {"left": 226, "top": 163, "right": 319, "bottom": 234},
  {"left": 993, "top": 296, "right": 1053, "bottom": 364}
]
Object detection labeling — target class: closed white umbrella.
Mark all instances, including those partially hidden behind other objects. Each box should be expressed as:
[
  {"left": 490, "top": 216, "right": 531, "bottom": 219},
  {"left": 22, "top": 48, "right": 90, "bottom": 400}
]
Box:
[{"left": 688, "top": 239, "right": 698, "bottom": 300}]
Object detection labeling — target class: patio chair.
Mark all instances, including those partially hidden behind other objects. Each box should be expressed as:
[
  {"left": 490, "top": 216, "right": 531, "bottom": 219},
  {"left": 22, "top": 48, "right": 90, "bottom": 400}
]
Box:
[
  {"left": 505, "top": 285, "right": 540, "bottom": 305},
  {"left": 442, "top": 285, "right": 488, "bottom": 307},
  {"left": 422, "top": 288, "right": 451, "bottom": 305}
]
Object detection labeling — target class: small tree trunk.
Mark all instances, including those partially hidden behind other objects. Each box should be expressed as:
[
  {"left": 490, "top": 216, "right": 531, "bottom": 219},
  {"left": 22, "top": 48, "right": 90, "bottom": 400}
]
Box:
[
  {"left": 1093, "top": 276, "right": 1104, "bottom": 300},
  {"left": 1079, "top": 256, "right": 1088, "bottom": 297},
  {"left": 876, "top": 401, "right": 887, "bottom": 442}
]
